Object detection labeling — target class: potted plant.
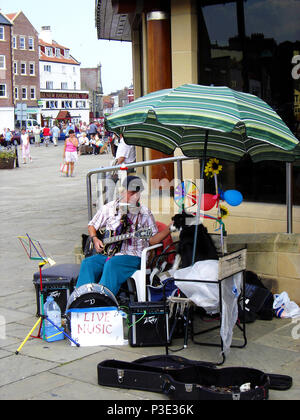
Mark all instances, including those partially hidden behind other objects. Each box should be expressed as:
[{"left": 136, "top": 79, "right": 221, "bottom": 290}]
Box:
[{"left": 0, "top": 146, "right": 16, "bottom": 169}]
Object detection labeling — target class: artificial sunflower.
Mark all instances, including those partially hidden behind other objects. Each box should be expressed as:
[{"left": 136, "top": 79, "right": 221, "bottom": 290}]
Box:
[
  {"left": 219, "top": 204, "right": 229, "bottom": 219},
  {"left": 204, "top": 158, "right": 223, "bottom": 178}
]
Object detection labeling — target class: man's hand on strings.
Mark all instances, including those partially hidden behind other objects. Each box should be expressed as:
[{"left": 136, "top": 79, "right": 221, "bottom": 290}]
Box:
[{"left": 93, "top": 237, "right": 104, "bottom": 254}]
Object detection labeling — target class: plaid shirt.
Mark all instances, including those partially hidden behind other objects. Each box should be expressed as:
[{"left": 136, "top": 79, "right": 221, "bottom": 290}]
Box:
[{"left": 88, "top": 200, "right": 158, "bottom": 258}]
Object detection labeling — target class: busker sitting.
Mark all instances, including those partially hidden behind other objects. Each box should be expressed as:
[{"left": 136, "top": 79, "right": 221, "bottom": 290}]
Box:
[{"left": 76, "top": 176, "right": 172, "bottom": 296}]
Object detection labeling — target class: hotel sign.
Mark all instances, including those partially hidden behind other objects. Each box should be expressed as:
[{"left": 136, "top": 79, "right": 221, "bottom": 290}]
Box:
[{"left": 40, "top": 92, "right": 89, "bottom": 99}]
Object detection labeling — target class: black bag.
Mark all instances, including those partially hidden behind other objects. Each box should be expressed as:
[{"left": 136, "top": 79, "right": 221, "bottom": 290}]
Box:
[
  {"left": 239, "top": 271, "right": 274, "bottom": 323},
  {"left": 97, "top": 355, "right": 292, "bottom": 400}
]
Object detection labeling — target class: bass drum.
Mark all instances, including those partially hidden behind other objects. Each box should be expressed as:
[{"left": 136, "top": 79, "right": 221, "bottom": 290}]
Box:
[
  {"left": 66, "top": 283, "right": 119, "bottom": 311},
  {"left": 65, "top": 283, "right": 119, "bottom": 334}
]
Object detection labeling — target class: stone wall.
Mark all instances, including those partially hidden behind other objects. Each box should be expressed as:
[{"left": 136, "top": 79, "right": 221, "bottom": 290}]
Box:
[{"left": 227, "top": 233, "right": 300, "bottom": 305}]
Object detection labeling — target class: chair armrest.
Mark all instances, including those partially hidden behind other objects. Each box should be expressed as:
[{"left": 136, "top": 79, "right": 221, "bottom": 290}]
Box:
[{"left": 141, "top": 243, "right": 163, "bottom": 273}]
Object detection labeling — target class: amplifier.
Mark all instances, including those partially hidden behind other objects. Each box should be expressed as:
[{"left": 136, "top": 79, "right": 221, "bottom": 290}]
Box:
[
  {"left": 33, "top": 264, "right": 80, "bottom": 317},
  {"left": 128, "top": 301, "right": 170, "bottom": 347}
]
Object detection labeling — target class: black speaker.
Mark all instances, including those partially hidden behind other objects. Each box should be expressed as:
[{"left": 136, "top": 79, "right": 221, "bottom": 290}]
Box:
[
  {"left": 128, "top": 302, "right": 170, "bottom": 347},
  {"left": 33, "top": 264, "right": 80, "bottom": 316}
]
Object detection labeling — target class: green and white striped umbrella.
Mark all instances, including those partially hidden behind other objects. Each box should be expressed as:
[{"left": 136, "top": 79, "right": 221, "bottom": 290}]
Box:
[{"left": 105, "top": 84, "right": 299, "bottom": 162}]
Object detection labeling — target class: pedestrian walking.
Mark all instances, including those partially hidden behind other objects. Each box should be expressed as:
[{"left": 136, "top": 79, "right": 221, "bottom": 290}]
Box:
[
  {"left": 87, "top": 121, "right": 98, "bottom": 140},
  {"left": 20, "top": 129, "right": 32, "bottom": 164},
  {"left": 42, "top": 123, "right": 51, "bottom": 147},
  {"left": 63, "top": 129, "right": 78, "bottom": 177},
  {"left": 33, "top": 125, "right": 41, "bottom": 147},
  {"left": 5, "top": 128, "right": 12, "bottom": 146},
  {"left": 51, "top": 125, "right": 60, "bottom": 147}
]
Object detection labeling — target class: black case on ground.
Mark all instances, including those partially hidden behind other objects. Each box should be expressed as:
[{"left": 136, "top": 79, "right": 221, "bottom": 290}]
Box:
[
  {"left": 33, "top": 263, "right": 80, "bottom": 316},
  {"left": 97, "top": 355, "right": 292, "bottom": 401},
  {"left": 127, "top": 302, "right": 170, "bottom": 347}
]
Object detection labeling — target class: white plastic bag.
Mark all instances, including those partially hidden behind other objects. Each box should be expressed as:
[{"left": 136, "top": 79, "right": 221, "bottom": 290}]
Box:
[
  {"left": 273, "top": 291, "right": 300, "bottom": 318},
  {"left": 174, "top": 260, "right": 220, "bottom": 313}
]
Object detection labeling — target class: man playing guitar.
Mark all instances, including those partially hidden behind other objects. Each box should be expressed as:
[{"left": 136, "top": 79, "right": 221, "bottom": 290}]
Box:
[{"left": 76, "top": 176, "right": 172, "bottom": 296}]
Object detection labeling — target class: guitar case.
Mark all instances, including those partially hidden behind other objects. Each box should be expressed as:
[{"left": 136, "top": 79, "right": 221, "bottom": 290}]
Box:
[{"left": 97, "top": 355, "right": 292, "bottom": 400}]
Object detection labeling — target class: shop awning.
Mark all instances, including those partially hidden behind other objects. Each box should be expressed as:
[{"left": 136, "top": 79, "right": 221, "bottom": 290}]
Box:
[{"left": 57, "top": 111, "right": 71, "bottom": 120}]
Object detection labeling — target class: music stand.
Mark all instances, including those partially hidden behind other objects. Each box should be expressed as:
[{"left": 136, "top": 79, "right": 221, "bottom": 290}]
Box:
[{"left": 16, "top": 234, "right": 79, "bottom": 354}]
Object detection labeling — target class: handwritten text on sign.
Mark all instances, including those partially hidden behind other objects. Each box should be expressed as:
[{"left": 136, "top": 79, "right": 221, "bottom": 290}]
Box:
[{"left": 70, "top": 308, "right": 126, "bottom": 347}]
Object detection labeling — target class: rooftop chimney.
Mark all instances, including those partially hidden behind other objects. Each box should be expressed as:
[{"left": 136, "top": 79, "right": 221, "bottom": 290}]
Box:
[{"left": 39, "top": 26, "right": 52, "bottom": 44}]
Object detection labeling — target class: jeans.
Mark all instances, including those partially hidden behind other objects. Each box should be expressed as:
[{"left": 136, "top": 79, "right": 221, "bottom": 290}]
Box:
[{"left": 76, "top": 254, "right": 141, "bottom": 296}]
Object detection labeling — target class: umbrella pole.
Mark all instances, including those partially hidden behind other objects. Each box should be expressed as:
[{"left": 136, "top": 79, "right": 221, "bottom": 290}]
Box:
[
  {"left": 286, "top": 162, "right": 293, "bottom": 234},
  {"left": 192, "top": 130, "right": 209, "bottom": 264}
]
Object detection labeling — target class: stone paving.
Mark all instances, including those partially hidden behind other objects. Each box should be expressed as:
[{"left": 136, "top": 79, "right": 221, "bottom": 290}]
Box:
[{"left": 0, "top": 142, "right": 299, "bottom": 400}]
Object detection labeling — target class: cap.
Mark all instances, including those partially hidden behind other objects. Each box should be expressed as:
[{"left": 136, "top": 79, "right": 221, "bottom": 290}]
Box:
[{"left": 122, "top": 176, "right": 144, "bottom": 192}]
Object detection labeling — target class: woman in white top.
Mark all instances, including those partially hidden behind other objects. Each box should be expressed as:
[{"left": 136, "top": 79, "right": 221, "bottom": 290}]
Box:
[{"left": 21, "top": 129, "right": 32, "bottom": 164}]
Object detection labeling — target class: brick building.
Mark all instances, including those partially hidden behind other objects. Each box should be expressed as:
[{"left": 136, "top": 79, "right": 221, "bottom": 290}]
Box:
[
  {"left": 0, "top": 12, "right": 14, "bottom": 130},
  {"left": 6, "top": 11, "right": 40, "bottom": 126}
]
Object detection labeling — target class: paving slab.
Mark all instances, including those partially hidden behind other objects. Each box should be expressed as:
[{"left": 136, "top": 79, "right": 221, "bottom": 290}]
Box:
[
  {"left": 0, "top": 371, "right": 73, "bottom": 400},
  {"left": 0, "top": 354, "right": 58, "bottom": 387}
]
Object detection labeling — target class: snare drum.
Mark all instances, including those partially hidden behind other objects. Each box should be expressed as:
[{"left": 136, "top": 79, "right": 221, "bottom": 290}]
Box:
[{"left": 66, "top": 283, "right": 119, "bottom": 311}]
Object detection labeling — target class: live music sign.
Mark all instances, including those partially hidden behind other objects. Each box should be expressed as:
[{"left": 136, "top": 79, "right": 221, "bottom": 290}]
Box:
[{"left": 69, "top": 307, "right": 126, "bottom": 347}]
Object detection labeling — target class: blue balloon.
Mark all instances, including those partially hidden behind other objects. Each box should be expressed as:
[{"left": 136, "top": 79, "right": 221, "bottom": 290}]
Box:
[{"left": 224, "top": 190, "right": 243, "bottom": 206}]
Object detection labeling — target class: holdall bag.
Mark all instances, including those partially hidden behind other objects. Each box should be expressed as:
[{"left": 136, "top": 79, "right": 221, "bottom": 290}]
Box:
[
  {"left": 60, "top": 162, "right": 68, "bottom": 175},
  {"left": 97, "top": 355, "right": 292, "bottom": 400}
]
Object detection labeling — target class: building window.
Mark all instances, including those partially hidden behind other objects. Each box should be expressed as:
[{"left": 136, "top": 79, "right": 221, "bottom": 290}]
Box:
[
  {"left": 0, "top": 27, "right": 4, "bottom": 41},
  {"left": 46, "top": 100, "right": 58, "bottom": 109},
  {"left": 62, "top": 100, "right": 72, "bottom": 109},
  {"left": 0, "top": 84, "right": 6, "bottom": 97},
  {"left": 14, "top": 87, "right": 18, "bottom": 100},
  {"left": 199, "top": 0, "right": 300, "bottom": 205},
  {"left": 61, "top": 82, "right": 68, "bottom": 90},
  {"left": 12, "top": 36, "right": 16, "bottom": 49},
  {"left": 21, "top": 87, "right": 27, "bottom": 99},
  {"left": 30, "top": 87, "right": 36, "bottom": 100},
  {"left": 19, "top": 36, "right": 25, "bottom": 50},
  {"left": 45, "top": 47, "right": 53, "bottom": 57},
  {"left": 64, "top": 49, "right": 70, "bottom": 59},
  {"left": 74, "top": 82, "right": 76, "bottom": 90},
  {"left": 29, "top": 63, "right": 35, "bottom": 75},
  {"left": 46, "top": 81, "right": 53, "bottom": 90},
  {"left": 76, "top": 101, "right": 86, "bottom": 109},
  {"left": 21, "top": 62, "right": 26, "bottom": 75},
  {"left": 44, "top": 65, "right": 51, "bottom": 72},
  {"left": 0, "top": 56, "right": 5, "bottom": 69},
  {"left": 28, "top": 37, "right": 34, "bottom": 50},
  {"left": 55, "top": 48, "right": 60, "bottom": 57},
  {"left": 13, "top": 61, "right": 18, "bottom": 74}
]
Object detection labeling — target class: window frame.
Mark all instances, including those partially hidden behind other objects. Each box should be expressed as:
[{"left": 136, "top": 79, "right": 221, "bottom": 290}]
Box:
[
  {"left": 21, "top": 87, "right": 27, "bottom": 100},
  {"left": 0, "top": 84, "right": 6, "bottom": 97},
  {"left": 20, "top": 62, "right": 26, "bottom": 75},
  {"left": 28, "top": 37, "right": 34, "bottom": 51},
  {"left": 30, "top": 87, "right": 36, "bottom": 100},
  {"left": 0, "top": 55, "right": 5, "bottom": 69},
  {"left": 29, "top": 62, "right": 35, "bottom": 76},
  {"left": 19, "top": 36, "right": 26, "bottom": 50}
]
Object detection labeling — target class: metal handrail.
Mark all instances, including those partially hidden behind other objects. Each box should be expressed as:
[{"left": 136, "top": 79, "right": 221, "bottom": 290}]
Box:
[{"left": 86, "top": 155, "right": 197, "bottom": 220}]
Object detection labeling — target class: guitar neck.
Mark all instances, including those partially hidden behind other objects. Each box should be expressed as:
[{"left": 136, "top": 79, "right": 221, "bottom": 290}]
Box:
[{"left": 103, "top": 232, "right": 135, "bottom": 245}]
